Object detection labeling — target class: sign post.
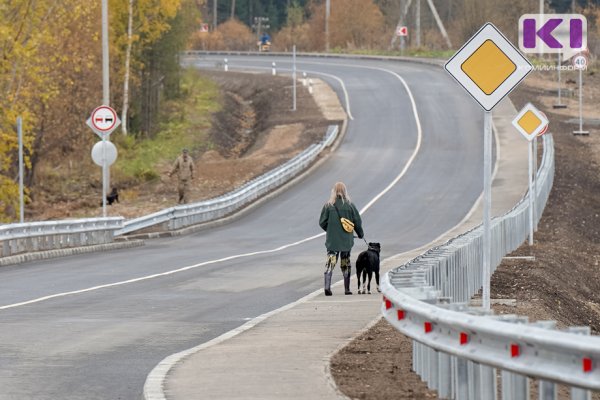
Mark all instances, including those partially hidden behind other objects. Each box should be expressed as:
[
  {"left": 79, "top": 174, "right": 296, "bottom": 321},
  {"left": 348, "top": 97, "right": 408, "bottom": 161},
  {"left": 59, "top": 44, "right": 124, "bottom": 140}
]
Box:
[
  {"left": 553, "top": 52, "right": 567, "bottom": 109},
  {"left": 87, "top": 105, "right": 121, "bottom": 217},
  {"left": 572, "top": 53, "right": 589, "bottom": 135},
  {"left": 512, "top": 103, "right": 549, "bottom": 245},
  {"left": 445, "top": 23, "right": 533, "bottom": 311},
  {"left": 292, "top": 45, "right": 297, "bottom": 112},
  {"left": 17, "top": 116, "right": 24, "bottom": 223}
]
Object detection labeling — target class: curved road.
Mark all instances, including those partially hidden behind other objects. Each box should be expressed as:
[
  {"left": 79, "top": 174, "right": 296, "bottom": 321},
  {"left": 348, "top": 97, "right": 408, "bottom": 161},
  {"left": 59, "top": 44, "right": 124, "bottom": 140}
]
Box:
[{"left": 0, "top": 56, "right": 483, "bottom": 400}]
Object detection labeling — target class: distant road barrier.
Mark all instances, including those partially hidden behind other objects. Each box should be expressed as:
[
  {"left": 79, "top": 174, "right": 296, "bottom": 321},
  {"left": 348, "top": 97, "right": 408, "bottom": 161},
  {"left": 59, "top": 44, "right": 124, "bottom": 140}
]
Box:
[
  {"left": 116, "top": 125, "right": 338, "bottom": 236},
  {"left": 0, "top": 125, "right": 338, "bottom": 258},
  {"left": 381, "top": 135, "right": 600, "bottom": 398},
  {"left": 0, "top": 217, "right": 124, "bottom": 258}
]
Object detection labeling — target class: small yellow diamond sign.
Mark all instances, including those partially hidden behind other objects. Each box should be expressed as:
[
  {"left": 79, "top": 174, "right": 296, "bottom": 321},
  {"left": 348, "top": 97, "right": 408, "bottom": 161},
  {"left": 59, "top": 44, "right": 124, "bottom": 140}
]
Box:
[
  {"left": 512, "top": 103, "right": 549, "bottom": 141},
  {"left": 445, "top": 23, "right": 532, "bottom": 111},
  {"left": 518, "top": 111, "right": 542, "bottom": 134},
  {"left": 461, "top": 40, "right": 517, "bottom": 95}
]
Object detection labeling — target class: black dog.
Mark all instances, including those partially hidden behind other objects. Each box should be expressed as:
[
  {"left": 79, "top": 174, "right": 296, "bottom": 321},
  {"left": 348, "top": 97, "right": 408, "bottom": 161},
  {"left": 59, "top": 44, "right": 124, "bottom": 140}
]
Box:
[
  {"left": 100, "top": 187, "right": 119, "bottom": 206},
  {"left": 356, "top": 242, "right": 381, "bottom": 294}
]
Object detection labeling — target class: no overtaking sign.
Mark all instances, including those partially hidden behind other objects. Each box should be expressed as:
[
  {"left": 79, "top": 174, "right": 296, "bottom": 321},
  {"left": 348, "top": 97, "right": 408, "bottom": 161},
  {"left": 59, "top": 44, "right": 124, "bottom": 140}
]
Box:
[{"left": 87, "top": 105, "right": 121, "bottom": 138}]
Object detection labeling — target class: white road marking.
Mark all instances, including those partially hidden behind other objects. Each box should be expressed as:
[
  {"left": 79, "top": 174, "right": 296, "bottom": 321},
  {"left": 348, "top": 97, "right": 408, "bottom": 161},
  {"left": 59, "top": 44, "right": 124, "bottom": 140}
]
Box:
[
  {"left": 143, "top": 59, "right": 426, "bottom": 400},
  {"left": 0, "top": 233, "right": 323, "bottom": 311},
  {"left": 0, "top": 61, "right": 422, "bottom": 313}
]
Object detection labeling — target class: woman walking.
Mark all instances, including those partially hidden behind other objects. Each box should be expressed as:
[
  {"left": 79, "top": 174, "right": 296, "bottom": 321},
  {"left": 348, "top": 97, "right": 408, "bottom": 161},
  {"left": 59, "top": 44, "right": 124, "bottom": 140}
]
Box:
[{"left": 319, "top": 182, "right": 364, "bottom": 296}]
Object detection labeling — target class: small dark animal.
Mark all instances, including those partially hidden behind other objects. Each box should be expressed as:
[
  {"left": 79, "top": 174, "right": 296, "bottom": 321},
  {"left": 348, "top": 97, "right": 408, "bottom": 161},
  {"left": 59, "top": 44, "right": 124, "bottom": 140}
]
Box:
[
  {"left": 356, "top": 242, "right": 381, "bottom": 294},
  {"left": 100, "top": 187, "right": 119, "bottom": 206}
]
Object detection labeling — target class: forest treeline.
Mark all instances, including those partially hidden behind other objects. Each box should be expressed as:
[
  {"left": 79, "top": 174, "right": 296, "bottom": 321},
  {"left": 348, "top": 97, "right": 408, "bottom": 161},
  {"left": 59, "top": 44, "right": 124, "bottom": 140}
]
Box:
[
  {"left": 0, "top": 0, "right": 598, "bottom": 221},
  {"left": 0, "top": 0, "right": 198, "bottom": 220}
]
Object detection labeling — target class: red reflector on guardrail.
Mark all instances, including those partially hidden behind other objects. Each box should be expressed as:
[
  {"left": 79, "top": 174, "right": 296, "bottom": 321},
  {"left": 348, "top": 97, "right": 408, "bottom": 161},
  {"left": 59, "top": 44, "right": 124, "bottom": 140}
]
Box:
[
  {"left": 583, "top": 357, "right": 593, "bottom": 373},
  {"left": 385, "top": 299, "right": 392, "bottom": 310},
  {"left": 424, "top": 322, "right": 433, "bottom": 333},
  {"left": 511, "top": 344, "right": 520, "bottom": 358},
  {"left": 460, "top": 332, "right": 469, "bottom": 345},
  {"left": 397, "top": 310, "right": 405, "bottom": 320}
]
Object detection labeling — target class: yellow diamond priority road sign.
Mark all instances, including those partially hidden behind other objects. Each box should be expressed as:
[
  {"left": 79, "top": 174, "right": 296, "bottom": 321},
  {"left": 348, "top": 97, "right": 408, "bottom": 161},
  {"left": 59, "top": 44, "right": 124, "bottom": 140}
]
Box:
[
  {"left": 512, "top": 103, "right": 549, "bottom": 141},
  {"left": 445, "top": 23, "right": 532, "bottom": 111}
]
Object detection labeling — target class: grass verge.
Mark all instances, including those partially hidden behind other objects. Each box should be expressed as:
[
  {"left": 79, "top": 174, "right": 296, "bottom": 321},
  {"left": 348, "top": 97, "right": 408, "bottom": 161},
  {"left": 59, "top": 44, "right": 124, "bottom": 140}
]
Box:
[{"left": 112, "top": 69, "right": 221, "bottom": 183}]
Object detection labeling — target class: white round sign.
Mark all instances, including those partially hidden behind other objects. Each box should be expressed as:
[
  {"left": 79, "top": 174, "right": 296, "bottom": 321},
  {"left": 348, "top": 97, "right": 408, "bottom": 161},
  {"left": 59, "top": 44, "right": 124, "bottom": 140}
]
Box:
[
  {"left": 91, "top": 141, "right": 118, "bottom": 166},
  {"left": 572, "top": 54, "right": 588, "bottom": 70},
  {"left": 91, "top": 105, "right": 118, "bottom": 132}
]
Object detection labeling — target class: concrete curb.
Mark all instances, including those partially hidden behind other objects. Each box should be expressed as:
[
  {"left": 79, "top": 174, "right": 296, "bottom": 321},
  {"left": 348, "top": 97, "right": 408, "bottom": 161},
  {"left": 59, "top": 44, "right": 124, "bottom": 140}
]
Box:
[{"left": 0, "top": 240, "right": 145, "bottom": 267}]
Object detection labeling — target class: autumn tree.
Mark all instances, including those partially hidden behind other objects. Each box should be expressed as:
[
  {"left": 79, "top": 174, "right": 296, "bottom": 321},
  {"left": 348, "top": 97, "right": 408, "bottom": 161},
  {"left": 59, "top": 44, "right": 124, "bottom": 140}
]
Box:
[
  {"left": 190, "top": 18, "right": 255, "bottom": 50},
  {"left": 0, "top": 1, "right": 102, "bottom": 221},
  {"left": 110, "top": 0, "right": 196, "bottom": 136},
  {"left": 306, "top": 0, "right": 385, "bottom": 51}
]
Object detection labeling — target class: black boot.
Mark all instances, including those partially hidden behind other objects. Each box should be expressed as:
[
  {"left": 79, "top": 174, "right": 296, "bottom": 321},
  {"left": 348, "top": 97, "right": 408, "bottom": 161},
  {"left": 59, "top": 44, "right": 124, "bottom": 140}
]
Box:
[
  {"left": 343, "top": 273, "right": 352, "bottom": 295},
  {"left": 324, "top": 272, "right": 332, "bottom": 296}
]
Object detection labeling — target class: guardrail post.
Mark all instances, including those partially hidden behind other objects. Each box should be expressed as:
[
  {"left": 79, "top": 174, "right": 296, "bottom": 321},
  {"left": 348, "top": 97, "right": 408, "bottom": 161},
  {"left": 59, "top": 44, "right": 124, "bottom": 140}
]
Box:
[
  {"left": 438, "top": 352, "right": 452, "bottom": 398},
  {"left": 480, "top": 365, "right": 497, "bottom": 400},
  {"left": 468, "top": 361, "right": 479, "bottom": 400},
  {"left": 532, "top": 321, "right": 558, "bottom": 400},
  {"left": 455, "top": 357, "right": 469, "bottom": 400},
  {"left": 539, "top": 380, "right": 557, "bottom": 400},
  {"left": 501, "top": 370, "right": 529, "bottom": 400},
  {"left": 568, "top": 327, "right": 592, "bottom": 400},
  {"left": 501, "top": 371, "right": 512, "bottom": 400},
  {"left": 429, "top": 348, "right": 439, "bottom": 391}
]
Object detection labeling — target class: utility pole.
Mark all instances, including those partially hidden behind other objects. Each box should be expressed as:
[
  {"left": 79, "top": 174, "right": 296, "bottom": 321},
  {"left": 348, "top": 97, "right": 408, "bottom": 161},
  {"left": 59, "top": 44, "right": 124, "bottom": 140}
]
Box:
[
  {"left": 17, "top": 116, "right": 24, "bottom": 223},
  {"left": 213, "top": 0, "right": 217, "bottom": 29},
  {"left": 101, "top": 0, "right": 110, "bottom": 217},
  {"left": 102, "top": 0, "right": 109, "bottom": 106},
  {"left": 325, "top": 0, "right": 330, "bottom": 52},
  {"left": 416, "top": 0, "right": 421, "bottom": 48}
]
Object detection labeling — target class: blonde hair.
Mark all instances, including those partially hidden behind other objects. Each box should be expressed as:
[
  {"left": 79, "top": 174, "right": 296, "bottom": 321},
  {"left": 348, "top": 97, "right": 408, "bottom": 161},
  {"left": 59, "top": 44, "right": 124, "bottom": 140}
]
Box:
[{"left": 327, "top": 182, "right": 351, "bottom": 205}]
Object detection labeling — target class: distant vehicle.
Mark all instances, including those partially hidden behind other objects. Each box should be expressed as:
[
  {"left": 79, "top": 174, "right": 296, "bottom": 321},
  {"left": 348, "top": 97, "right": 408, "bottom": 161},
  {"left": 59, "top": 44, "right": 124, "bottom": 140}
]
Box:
[{"left": 258, "top": 33, "right": 271, "bottom": 52}]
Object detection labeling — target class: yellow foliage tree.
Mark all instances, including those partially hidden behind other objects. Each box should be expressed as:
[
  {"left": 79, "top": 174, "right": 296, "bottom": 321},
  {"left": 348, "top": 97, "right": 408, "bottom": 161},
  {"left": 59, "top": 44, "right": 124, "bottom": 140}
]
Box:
[
  {"left": 0, "top": 1, "right": 79, "bottom": 221},
  {"left": 110, "top": 0, "right": 184, "bottom": 135}
]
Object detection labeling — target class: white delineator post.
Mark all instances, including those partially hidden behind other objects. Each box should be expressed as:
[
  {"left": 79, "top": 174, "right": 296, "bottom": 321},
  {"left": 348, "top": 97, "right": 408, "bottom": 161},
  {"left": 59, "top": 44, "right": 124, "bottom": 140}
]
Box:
[{"left": 272, "top": 62, "right": 276, "bottom": 76}]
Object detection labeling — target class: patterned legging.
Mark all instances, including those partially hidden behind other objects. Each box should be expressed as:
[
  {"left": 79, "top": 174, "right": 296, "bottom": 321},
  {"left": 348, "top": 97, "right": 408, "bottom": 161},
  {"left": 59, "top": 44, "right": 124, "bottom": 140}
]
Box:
[{"left": 324, "top": 251, "right": 352, "bottom": 276}]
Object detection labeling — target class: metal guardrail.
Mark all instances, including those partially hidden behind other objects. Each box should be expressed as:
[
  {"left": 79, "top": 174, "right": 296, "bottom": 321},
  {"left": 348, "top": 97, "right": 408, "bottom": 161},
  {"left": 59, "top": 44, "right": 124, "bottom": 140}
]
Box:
[
  {"left": 116, "top": 125, "right": 338, "bottom": 236},
  {"left": 0, "top": 102, "right": 337, "bottom": 258},
  {"left": 381, "top": 135, "right": 600, "bottom": 398},
  {"left": 0, "top": 217, "right": 124, "bottom": 258}
]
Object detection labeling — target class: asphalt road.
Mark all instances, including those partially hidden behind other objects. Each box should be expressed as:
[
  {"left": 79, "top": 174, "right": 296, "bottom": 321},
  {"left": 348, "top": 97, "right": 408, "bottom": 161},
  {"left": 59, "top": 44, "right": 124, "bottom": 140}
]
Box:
[{"left": 0, "top": 55, "right": 484, "bottom": 400}]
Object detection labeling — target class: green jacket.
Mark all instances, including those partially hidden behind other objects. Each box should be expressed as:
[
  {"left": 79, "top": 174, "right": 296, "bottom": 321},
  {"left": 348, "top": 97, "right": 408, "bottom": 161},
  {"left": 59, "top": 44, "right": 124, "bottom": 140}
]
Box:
[{"left": 319, "top": 197, "right": 364, "bottom": 252}]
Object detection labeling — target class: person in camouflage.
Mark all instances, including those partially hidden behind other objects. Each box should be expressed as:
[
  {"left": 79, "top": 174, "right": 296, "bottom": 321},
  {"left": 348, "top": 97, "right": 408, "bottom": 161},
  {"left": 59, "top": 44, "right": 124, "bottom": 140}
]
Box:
[{"left": 169, "top": 148, "right": 195, "bottom": 204}]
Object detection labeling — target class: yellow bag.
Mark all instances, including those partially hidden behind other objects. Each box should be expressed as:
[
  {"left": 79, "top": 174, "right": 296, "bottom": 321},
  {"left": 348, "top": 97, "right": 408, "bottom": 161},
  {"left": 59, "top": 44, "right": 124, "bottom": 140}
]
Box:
[
  {"left": 333, "top": 203, "right": 354, "bottom": 233},
  {"left": 340, "top": 217, "right": 355, "bottom": 233}
]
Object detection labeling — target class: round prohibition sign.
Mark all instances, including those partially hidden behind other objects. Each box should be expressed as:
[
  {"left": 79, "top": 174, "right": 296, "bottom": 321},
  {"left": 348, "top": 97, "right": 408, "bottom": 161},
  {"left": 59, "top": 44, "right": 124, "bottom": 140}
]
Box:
[{"left": 91, "top": 105, "right": 118, "bottom": 132}]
